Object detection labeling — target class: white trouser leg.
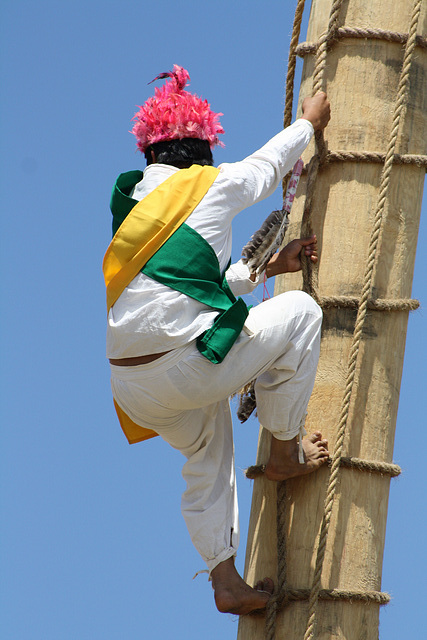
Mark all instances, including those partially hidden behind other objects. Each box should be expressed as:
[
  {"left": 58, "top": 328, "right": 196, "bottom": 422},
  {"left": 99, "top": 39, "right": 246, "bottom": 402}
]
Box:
[
  {"left": 170, "top": 401, "right": 239, "bottom": 574},
  {"left": 111, "top": 369, "right": 239, "bottom": 575},
  {"left": 248, "top": 291, "right": 322, "bottom": 440}
]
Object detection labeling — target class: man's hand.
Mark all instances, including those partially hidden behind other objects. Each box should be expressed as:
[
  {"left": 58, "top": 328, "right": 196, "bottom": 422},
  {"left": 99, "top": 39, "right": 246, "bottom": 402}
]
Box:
[
  {"left": 265, "top": 235, "right": 318, "bottom": 278},
  {"left": 301, "top": 93, "right": 330, "bottom": 131}
]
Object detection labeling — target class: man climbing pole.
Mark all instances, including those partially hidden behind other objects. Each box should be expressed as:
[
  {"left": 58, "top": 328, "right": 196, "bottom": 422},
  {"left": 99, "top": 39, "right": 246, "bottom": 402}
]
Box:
[{"left": 103, "top": 65, "right": 331, "bottom": 615}]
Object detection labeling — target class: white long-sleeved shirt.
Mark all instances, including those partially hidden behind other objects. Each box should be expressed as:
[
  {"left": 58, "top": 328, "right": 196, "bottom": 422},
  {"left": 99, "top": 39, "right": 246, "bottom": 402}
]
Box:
[{"left": 106, "top": 119, "right": 314, "bottom": 358}]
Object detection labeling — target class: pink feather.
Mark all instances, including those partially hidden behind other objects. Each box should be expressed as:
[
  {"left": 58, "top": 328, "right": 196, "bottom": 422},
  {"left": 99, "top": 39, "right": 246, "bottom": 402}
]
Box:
[{"left": 132, "top": 65, "right": 224, "bottom": 153}]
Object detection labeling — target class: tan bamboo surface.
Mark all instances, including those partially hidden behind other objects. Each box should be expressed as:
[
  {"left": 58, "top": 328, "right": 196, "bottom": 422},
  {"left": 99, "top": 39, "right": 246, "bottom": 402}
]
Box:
[{"left": 237, "top": 0, "right": 426, "bottom": 638}]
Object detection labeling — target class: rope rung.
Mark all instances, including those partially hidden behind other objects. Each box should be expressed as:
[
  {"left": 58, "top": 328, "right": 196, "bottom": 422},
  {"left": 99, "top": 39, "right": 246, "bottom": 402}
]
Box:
[
  {"left": 286, "top": 587, "right": 390, "bottom": 606},
  {"left": 296, "top": 26, "right": 427, "bottom": 57},
  {"left": 300, "top": 151, "right": 427, "bottom": 173},
  {"left": 245, "top": 456, "right": 402, "bottom": 479},
  {"left": 319, "top": 295, "right": 420, "bottom": 312}
]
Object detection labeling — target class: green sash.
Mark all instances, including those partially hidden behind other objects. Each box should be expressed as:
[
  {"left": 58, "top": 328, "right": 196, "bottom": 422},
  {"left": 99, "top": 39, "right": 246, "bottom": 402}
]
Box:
[
  {"left": 103, "top": 165, "right": 220, "bottom": 311},
  {"left": 143, "top": 225, "right": 248, "bottom": 364}
]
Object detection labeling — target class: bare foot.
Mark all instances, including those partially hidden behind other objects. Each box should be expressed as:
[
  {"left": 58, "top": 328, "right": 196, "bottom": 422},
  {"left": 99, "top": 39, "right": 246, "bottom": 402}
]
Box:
[
  {"left": 211, "top": 557, "right": 274, "bottom": 615},
  {"left": 265, "top": 431, "right": 329, "bottom": 481}
]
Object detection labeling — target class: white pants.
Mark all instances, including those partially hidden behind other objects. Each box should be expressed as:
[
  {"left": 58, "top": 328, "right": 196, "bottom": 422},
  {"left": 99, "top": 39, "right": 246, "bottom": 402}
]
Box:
[{"left": 110, "top": 291, "right": 322, "bottom": 574}]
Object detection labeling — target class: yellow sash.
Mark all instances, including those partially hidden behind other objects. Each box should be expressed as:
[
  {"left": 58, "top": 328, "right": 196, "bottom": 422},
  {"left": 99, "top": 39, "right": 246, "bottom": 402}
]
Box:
[
  {"left": 103, "top": 165, "right": 220, "bottom": 312},
  {"left": 103, "top": 164, "right": 220, "bottom": 444}
]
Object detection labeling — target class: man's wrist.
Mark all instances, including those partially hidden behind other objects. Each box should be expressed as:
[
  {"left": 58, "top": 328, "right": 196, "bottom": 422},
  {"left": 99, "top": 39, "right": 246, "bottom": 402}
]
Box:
[
  {"left": 265, "top": 256, "right": 284, "bottom": 279},
  {"left": 299, "top": 116, "right": 316, "bottom": 133}
]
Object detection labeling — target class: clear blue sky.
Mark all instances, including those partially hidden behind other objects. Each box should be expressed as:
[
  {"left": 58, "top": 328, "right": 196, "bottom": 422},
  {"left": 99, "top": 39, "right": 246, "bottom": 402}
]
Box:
[{"left": 0, "top": 1, "right": 425, "bottom": 639}]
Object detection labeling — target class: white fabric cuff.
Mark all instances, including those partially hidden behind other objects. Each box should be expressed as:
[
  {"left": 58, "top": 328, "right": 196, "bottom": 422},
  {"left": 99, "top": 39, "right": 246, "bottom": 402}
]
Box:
[
  {"left": 204, "top": 547, "right": 237, "bottom": 578},
  {"left": 226, "top": 259, "right": 265, "bottom": 296},
  {"left": 295, "top": 117, "right": 315, "bottom": 136},
  {"left": 297, "top": 413, "right": 308, "bottom": 464}
]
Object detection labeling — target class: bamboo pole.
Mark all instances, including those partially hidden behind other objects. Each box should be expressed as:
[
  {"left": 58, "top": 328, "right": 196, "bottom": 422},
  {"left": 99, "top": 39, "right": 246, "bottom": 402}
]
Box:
[{"left": 237, "top": 1, "right": 426, "bottom": 638}]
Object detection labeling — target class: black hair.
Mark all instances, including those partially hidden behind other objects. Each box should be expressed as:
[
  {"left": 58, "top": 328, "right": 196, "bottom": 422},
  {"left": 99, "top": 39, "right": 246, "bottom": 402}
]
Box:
[{"left": 145, "top": 137, "right": 214, "bottom": 168}]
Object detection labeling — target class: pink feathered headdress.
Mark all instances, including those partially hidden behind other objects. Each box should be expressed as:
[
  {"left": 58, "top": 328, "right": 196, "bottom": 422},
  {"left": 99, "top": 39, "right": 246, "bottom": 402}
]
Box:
[{"left": 131, "top": 65, "right": 225, "bottom": 153}]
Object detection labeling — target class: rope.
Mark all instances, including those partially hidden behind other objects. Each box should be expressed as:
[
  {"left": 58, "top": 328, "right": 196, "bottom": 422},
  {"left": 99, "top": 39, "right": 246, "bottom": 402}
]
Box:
[
  {"left": 265, "top": 586, "right": 390, "bottom": 633},
  {"left": 281, "top": 0, "right": 308, "bottom": 193},
  {"left": 245, "top": 456, "right": 402, "bottom": 480},
  {"left": 318, "top": 295, "right": 420, "bottom": 311},
  {"left": 302, "top": 150, "right": 427, "bottom": 169},
  {"left": 265, "top": 6, "right": 312, "bottom": 637},
  {"left": 265, "top": 5, "right": 312, "bottom": 637},
  {"left": 265, "top": 480, "right": 288, "bottom": 640},
  {"left": 301, "top": 0, "right": 346, "bottom": 299},
  {"left": 296, "top": 27, "right": 427, "bottom": 57},
  {"left": 282, "top": 587, "right": 390, "bottom": 605},
  {"left": 284, "top": 0, "right": 307, "bottom": 129},
  {"left": 303, "top": 2, "right": 424, "bottom": 638},
  {"left": 312, "top": 1, "right": 345, "bottom": 94}
]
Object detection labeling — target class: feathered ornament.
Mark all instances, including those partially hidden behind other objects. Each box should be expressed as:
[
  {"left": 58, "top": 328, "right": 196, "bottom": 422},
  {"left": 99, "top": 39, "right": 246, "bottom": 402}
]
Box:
[
  {"left": 236, "top": 382, "right": 257, "bottom": 423},
  {"left": 241, "top": 158, "right": 304, "bottom": 275},
  {"left": 237, "top": 158, "right": 304, "bottom": 423},
  {"left": 131, "top": 64, "right": 225, "bottom": 153}
]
